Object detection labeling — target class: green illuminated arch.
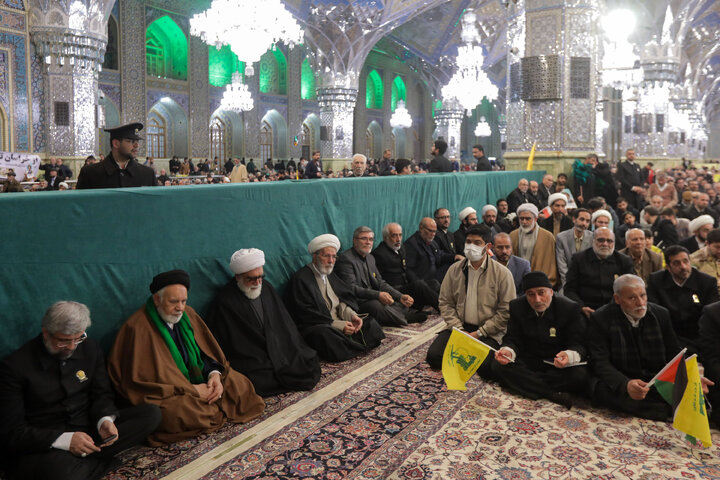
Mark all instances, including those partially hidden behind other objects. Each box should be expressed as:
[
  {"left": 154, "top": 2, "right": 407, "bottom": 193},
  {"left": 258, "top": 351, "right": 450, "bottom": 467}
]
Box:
[
  {"left": 208, "top": 45, "right": 245, "bottom": 87},
  {"left": 365, "top": 70, "right": 383, "bottom": 109},
  {"left": 145, "top": 16, "right": 187, "bottom": 81},
  {"left": 259, "top": 48, "right": 287, "bottom": 95},
  {"left": 301, "top": 58, "right": 316, "bottom": 100},
  {"left": 391, "top": 76, "right": 406, "bottom": 112}
]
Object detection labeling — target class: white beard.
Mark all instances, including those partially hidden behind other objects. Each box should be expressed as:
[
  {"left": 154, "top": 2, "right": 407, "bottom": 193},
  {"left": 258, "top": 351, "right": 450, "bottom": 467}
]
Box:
[
  {"left": 237, "top": 281, "right": 262, "bottom": 300},
  {"left": 315, "top": 263, "right": 334, "bottom": 275},
  {"left": 520, "top": 224, "right": 535, "bottom": 234},
  {"left": 159, "top": 309, "right": 183, "bottom": 325}
]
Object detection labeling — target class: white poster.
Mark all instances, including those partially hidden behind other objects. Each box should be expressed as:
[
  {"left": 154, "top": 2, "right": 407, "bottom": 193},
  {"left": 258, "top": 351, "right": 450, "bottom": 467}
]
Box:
[{"left": 0, "top": 151, "right": 42, "bottom": 180}]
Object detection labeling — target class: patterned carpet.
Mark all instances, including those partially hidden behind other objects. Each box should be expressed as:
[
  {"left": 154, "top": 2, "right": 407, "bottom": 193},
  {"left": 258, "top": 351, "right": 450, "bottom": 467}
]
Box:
[{"left": 106, "top": 317, "right": 720, "bottom": 480}]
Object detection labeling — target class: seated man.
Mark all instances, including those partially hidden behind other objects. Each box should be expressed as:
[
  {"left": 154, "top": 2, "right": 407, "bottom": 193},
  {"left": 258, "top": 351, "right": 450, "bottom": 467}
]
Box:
[
  {"left": 207, "top": 249, "right": 321, "bottom": 397},
  {"left": 679, "top": 214, "right": 713, "bottom": 254},
  {"left": 372, "top": 222, "right": 439, "bottom": 310},
  {"left": 493, "top": 272, "right": 587, "bottom": 407},
  {"left": 647, "top": 245, "right": 719, "bottom": 354},
  {"left": 555, "top": 208, "right": 593, "bottom": 289},
  {"left": 509, "top": 203, "right": 558, "bottom": 288},
  {"left": 284, "top": 234, "right": 385, "bottom": 362},
  {"left": 336, "top": 226, "right": 423, "bottom": 326},
  {"left": 492, "top": 232, "right": 530, "bottom": 294},
  {"left": 0, "top": 301, "right": 161, "bottom": 480},
  {"left": 690, "top": 228, "right": 720, "bottom": 294},
  {"left": 538, "top": 193, "right": 573, "bottom": 236},
  {"left": 618, "top": 228, "right": 663, "bottom": 285},
  {"left": 699, "top": 302, "right": 720, "bottom": 426},
  {"left": 405, "top": 217, "right": 458, "bottom": 284},
  {"left": 107, "top": 270, "right": 265, "bottom": 445},
  {"left": 433, "top": 208, "right": 456, "bottom": 256},
  {"left": 565, "top": 227, "right": 634, "bottom": 318},
  {"left": 426, "top": 225, "right": 516, "bottom": 378},
  {"left": 588, "top": 275, "right": 686, "bottom": 420},
  {"left": 453, "top": 207, "right": 479, "bottom": 254}
]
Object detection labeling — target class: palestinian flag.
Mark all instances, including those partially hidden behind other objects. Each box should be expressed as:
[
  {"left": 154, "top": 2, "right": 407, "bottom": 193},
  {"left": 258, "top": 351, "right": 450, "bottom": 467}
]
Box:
[{"left": 654, "top": 351, "right": 685, "bottom": 404}]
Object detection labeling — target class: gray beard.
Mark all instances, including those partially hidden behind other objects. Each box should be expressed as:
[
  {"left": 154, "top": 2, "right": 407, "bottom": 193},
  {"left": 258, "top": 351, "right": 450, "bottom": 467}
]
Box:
[
  {"left": 520, "top": 224, "right": 535, "bottom": 234},
  {"left": 237, "top": 281, "right": 262, "bottom": 300},
  {"left": 159, "top": 309, "right": 183, "bottom": 325}
]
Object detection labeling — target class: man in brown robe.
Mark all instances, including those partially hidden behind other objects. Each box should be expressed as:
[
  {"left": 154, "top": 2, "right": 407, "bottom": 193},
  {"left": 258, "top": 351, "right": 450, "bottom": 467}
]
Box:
[
  {"left": 510, "top": 203, "right": 558, "bottom": 288},
  {"left": 107, "top": 270, "right": 265, "bottom": 445}
]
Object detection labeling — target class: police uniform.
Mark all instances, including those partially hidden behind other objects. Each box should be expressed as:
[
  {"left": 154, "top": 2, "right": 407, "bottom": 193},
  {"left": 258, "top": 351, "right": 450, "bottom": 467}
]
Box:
[{"left": 76, "top": 123, "right": 157, "bottom": 189}]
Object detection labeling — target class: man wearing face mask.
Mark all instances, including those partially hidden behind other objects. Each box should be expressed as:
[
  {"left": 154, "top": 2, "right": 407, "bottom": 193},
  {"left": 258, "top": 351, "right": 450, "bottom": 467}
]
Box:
[
  {"left": 425, "top": 225, "right": 516, "bottom": 378},
  {"left": 493, "top": 272, "right": 588, "bottom": 408},
  {"left": 564, "top": 228, "right": 634, "bottom": 318},
  {"left": 588, "top": 275, "right": 712, "bottom": 420},
  {"left": 107, "top": 270, "right": 265, "bottom": 445},
  {"left": 509, "top": 203, "right": 559, "bottom": 288},
  {"left": 206, "top": 249, "right": 321, "bottom": 397}
]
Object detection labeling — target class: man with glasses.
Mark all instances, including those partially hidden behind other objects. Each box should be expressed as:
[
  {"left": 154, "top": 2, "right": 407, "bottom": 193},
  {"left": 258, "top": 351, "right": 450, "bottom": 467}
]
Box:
[
  {"left": 207, "top": 249, "right": 321, "bottom": 396},
  {"left": 0, "top": 301, "right": 161, "bottom": 480},
  {"left": 76, "top": 123, "right": 157, "bottom": 189},
  {"left": 564, "top": 227, "right": 634, "bottom": 318},
  {"left": 405, "top": 217, "right": 459, "bottom": 285},
  {"left": 285, "top": 234, "right": 385, "bottom": 362},
  {"left": 433, "top": 208, "right": 456, "bottom": 256}
]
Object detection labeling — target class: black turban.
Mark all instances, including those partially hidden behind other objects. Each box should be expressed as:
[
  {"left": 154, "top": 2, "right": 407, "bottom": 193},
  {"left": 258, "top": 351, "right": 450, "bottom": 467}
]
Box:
[{"left": 149, "top": 269, "right": 190, "bottom": 294}]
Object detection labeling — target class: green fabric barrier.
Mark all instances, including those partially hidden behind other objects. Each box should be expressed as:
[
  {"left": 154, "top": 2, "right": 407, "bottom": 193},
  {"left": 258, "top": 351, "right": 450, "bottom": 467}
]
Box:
[{"left": 0, "top": 171, "right": 543, "bottom": 356}]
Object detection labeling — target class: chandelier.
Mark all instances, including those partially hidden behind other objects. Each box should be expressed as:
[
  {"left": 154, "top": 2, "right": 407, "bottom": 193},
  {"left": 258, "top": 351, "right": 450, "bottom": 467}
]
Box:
[
  {"left": 441, "top": 12, "right": 498, "bottom": 116},
  {"left": 190, "top": 0, "right": 303, "bottom": 78},
  {"left": 390, "top": 100, "right": 412, "bottom": 128},
  {"left": 219, "top": 71, "right": 253, "bottom": 113},
  {"left": 474, "top": 117, "right": 491, "bottom": 137}
]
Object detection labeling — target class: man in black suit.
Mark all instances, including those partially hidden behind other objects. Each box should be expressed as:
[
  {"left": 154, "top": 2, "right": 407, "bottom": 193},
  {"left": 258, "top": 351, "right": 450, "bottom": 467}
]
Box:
[
  {"left": 373, "top": 223, "right": 439, "bottom": 310},
  {"left": 433, "top": 208, "right": 456, "bottom": 256},
  {"left": 405, "top": 217, "right": 457, "bottom": 284},
  {"left": 647, "top": 245, "right": 720, "bottom": 354},
  {"left": 304, "top": 151, "right": 322, "bottom": 179},
  {"left": 76, "top": 123, "right": 157, "bottom": 189},
  {"left": 473, "top": 144, "right": 491, "bottom": 172},
  {"left": 493, "top": 272, "right": 587, "bottom": 407},
  {"left": 615, "top": 148, "right": 645, "bottom": 210},
  {"left": 506, "top": 178, "right": 532, "bottom": 213},
  {"left": 679, "top": 192, "right": 719, "bottom": 226},
  {"left": 0, "top": 301, "right": 161, "bottom": 480},
  {"left": 699, "top": 302, "right": 720, "bottom": 426},
  {"left": 588, "top": 275, "right": 686, "bottom": 420},
  {"left": 378, "top": 149, "right": 394, "bottom": 176},
  {"left": 645, "top": 206, "right": 679, "bottom": 249},
  {"left": 336, "top": 226, "right": 420, "bottom": 326},
  {"left": 45, "top": 167, "right": 64, "bottom": 190},
  {"left": 428, "top": 140, "right": 452, "bottom": 173}
]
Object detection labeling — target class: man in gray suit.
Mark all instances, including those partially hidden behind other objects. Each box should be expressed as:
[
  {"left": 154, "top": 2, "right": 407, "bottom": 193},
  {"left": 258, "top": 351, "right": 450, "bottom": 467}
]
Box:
[
  {"left": 336, "top": 226, "right": 419, "bottom": 326},
  {"left": 556, "top": 208, "right": 593, "bottom": 289},
  {"left": 492, "top": 233, "right": 531, "bottom": 294}
]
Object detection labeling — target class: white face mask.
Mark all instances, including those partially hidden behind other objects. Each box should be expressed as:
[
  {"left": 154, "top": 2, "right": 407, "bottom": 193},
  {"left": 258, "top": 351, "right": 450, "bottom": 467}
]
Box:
[{"left": 464, "top": 244, "right": 486, "bottom": 262}]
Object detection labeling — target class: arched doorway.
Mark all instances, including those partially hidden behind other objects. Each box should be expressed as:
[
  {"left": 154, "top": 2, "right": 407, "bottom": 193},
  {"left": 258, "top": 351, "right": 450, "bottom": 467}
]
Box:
[{"left": 366, "top": 121, "right": 382, "bottom": 160}]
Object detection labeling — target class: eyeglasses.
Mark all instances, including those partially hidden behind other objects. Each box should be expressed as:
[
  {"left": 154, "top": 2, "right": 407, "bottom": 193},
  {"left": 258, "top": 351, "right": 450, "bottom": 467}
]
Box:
[
  {"left": 355, "top": 236, "right": 374, "bottom": 242},
  {"left": 317, "top": 253, "right": 337, "bottom": 260},
  {"left": 435, "top": 215, "right": 450, "bottom": 220},
  {"left": 52, "top": 332, "right": 87, "bottom": 348},
  {"left": 595, "top": 238, "right": 614, "bottom": 244},
  {"left": 243, "top": 274, "right": 265, "bottom": 283}
]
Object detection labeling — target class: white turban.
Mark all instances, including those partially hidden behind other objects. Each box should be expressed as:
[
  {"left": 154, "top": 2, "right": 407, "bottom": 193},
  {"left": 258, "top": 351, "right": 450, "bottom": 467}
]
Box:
[
  {"left": 689, "top": 214, "right": 714, "bottom": 234},
  {"left": 591, "top": 209, "right": 612, "bottom": 223},
  {"left": 308, "top": 234, "right": 341, "bottom": 254},
  {"left": 548, "top": 193, "right": 567, "bottom": 207},
  {"left": 230, "top": 248, "right": 265, "bottom": 274},
  {"left": 481, "top": 205, "right": 497, "bottom": 216},
  {"left": 516, "top": 203, "right": 539, "bottom": 217},
  {"left": 459, "top": 207, "right": 477, "bottom": 222}
]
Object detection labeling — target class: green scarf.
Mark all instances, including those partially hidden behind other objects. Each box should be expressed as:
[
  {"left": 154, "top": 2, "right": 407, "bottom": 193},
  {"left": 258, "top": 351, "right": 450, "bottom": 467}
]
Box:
[{"left": 145, "top": 296, "right": 205, "bottom": 384}]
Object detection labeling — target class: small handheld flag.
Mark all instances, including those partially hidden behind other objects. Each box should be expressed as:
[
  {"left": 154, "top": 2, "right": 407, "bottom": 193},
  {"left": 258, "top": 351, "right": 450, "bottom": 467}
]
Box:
[
  {"left": 442, "top": 327, "right": 494, "bottom": 391},
  {"left": 526, "top": 142, "right": 537, "bottom": 171}
]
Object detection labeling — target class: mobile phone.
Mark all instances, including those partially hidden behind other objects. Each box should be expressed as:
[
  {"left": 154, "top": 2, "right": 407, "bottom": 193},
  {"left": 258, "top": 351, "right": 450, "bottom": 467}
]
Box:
[
  {"left": 356, "top": 313, "right": 369, "bottom": 319},
  {"left": 98, "top": 434, "right": 118, "bottom": 446}
]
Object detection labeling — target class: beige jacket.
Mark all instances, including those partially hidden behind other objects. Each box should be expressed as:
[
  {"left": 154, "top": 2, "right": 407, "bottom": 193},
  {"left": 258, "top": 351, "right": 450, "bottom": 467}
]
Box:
[
  {"left": 229, "top": 164, "right": 248, "bottom": 183},
  {"left": 690, "top": 247, "right": 720, "bottom": 294},
  {"left": 439, "top": 256, "right": 516, "bottom": 344}
]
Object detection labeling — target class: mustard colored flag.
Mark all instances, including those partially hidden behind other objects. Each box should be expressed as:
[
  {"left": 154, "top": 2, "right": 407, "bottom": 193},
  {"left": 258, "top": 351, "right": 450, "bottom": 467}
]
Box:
[
  {"left": 673, "top": 355, "right": 712, "bottom": 448},
  {"left": 526, "top": 142, "right": 537, "bottom": 171},
  {"left": 442, "top": 328, "right": 492, "bottom": 391}
]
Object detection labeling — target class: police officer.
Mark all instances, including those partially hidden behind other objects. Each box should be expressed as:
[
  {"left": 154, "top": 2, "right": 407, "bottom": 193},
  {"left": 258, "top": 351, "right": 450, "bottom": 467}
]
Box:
[{"left": 76, "top": 123, "right": 156, "bottom": 189}]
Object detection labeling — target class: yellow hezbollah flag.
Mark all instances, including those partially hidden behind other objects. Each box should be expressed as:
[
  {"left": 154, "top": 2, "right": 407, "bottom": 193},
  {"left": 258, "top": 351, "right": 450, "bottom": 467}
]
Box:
[
  {"left": 673, "top": 355, "right": 712, "bottom": 447},
  {"left": 442, "top": 328, "right": 491, "bottom": 391},
  {"left": 526, "top": 142, "right": 537, "bottom": 171}
]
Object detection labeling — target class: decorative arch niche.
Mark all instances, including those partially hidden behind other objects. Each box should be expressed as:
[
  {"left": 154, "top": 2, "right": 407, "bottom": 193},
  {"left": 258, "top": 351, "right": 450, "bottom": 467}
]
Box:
[
  {"left": 145, "top": 16, "right": 188, "bottom": 81},
  {"left": 365, "top": 70, "right": 383, "bottom": 109}
]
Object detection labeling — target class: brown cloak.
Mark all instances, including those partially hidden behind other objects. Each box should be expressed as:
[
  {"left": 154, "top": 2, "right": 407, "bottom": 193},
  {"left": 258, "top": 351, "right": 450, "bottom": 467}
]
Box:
[
  {"left": 107, "top": 305, "right": 265, "bottom": 445},
  {"left": 510, "top": 227, "right": 558, "bottom": 288}
]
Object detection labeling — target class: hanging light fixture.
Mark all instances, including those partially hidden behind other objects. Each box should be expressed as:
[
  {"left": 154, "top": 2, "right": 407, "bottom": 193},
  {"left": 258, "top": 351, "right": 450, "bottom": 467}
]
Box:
[
  {"left": 219, "top": 71, "right": 254, "bottom": 113},
  {"left": 474, "top": 116, "right": 491, "bottom": 137},
  {"left": 441, "top": 12, "right": 498, "bottom": 116},
  {"left": 190, "top": 0, "right": 304, "bottom": 106},
  {"left": 390, "top": 100, "right": 412, "bottom": 128}
]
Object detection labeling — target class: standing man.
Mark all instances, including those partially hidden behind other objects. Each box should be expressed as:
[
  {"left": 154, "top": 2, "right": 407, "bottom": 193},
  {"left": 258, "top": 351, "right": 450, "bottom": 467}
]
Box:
[
  {"left": 0, "top": 302, "right": 161, "bottom": 479},
  {"left": 378, "top": 149, "right": 394, "bottom": 176},
  {"left": 509, "top": 203, "right": 558, "bottom": 288},
  {"left": 434, "top": 208, "right": 456, "bottom": 256},
  {"left": 429, "top": 140, "right": 452, "bottom": 173},
  {"left": 229, "top": 158, "right": 248, "bottom": 183},
  {"left": 615, "top": 148, "right": 645, "bottom": 211},
  {"left": 555, "top": 208, "right": 593, "bottom": 289},
  {"left": 76, "top": 123, "right": 156, "bottom": 189},
  {"left": 304, "top": 151, "right": 323, "bottom": 179},
  {"left": 473, "top": 144, "right": 491, "bottom": 172}
]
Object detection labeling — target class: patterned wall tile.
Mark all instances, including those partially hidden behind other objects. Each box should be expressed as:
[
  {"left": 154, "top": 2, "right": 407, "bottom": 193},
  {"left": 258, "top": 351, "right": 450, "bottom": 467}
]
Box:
[
  {"left": 189, "top": 35, "right": 209, "bottom": 157},
  {"left": 30, "top": 52, "right": 46, "bottom": 152},
  {"left": 120, "top": 0, "right": 146, "bottom": 148},
  {"left": 0, "top": 9, "right": 26, "bottom": 31},
  {"left": 99, "top": 82, "right": 121, "bottom": 111},
  {"left": 147, "top": 89, "right": 188, "bottom": 113},
  {"left": 2, "top": 0, "right": 24, "bottom": 11},
  {"left": 0, "top": 32, "right": 28, "bottom": 151},
  {"left": 526, "top": 12, "right": 561, "bottom": 56}
]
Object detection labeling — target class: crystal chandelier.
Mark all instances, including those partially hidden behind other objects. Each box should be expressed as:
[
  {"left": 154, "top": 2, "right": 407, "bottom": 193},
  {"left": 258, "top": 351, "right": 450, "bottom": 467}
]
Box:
[
  {"left": 390, "top": 100, "right": 412, "bottom": 128},
  {"left": 474, "top": 117, "right": 491, "bottom": 137},
  {"left": 441, "top": 12, "right": 498, "bottom": 116},
  {"left": 219, "top": 71, "right": 254, "bottom": 113}
]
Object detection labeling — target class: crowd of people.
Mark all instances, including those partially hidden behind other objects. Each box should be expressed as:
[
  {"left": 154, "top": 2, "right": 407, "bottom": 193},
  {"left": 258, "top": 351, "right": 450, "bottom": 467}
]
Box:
[{"left": 2, "top": 125, "right": 720, "bottom": 479}]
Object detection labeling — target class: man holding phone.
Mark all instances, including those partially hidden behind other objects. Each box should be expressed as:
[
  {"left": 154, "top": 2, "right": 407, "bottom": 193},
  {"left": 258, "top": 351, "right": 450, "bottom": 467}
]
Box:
[{"left": 0, "top": 301, "right": 161, "bottom": 480}]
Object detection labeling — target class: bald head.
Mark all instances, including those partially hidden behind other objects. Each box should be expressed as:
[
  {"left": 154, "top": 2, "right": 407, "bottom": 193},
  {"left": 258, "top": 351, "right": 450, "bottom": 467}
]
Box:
[{"left": 418, "top": 217, "right": 437, "bottom": 244}]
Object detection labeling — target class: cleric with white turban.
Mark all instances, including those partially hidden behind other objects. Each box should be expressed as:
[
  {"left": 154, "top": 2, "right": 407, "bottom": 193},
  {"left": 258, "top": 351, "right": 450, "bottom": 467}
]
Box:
[
  {"left": 308, "top": 234, "right": 341, "bottom": 254},
  {"left": 547, "top": 193, "right": 567, "bottom": 207},
  {"left": 459, "top": 207, "right": 477, "bottom": 222},
  {"left": 516, "top": 203, "right": 539, "bottom": 218},
  {"left": 230, "top": 248, "right": 265, "bottom": 275},
  {"left": 689, "top": 214, "right": 714, "bottom": 234},
  {"left": 481, "top": 205, "right": 497, "bottom": 216}
]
